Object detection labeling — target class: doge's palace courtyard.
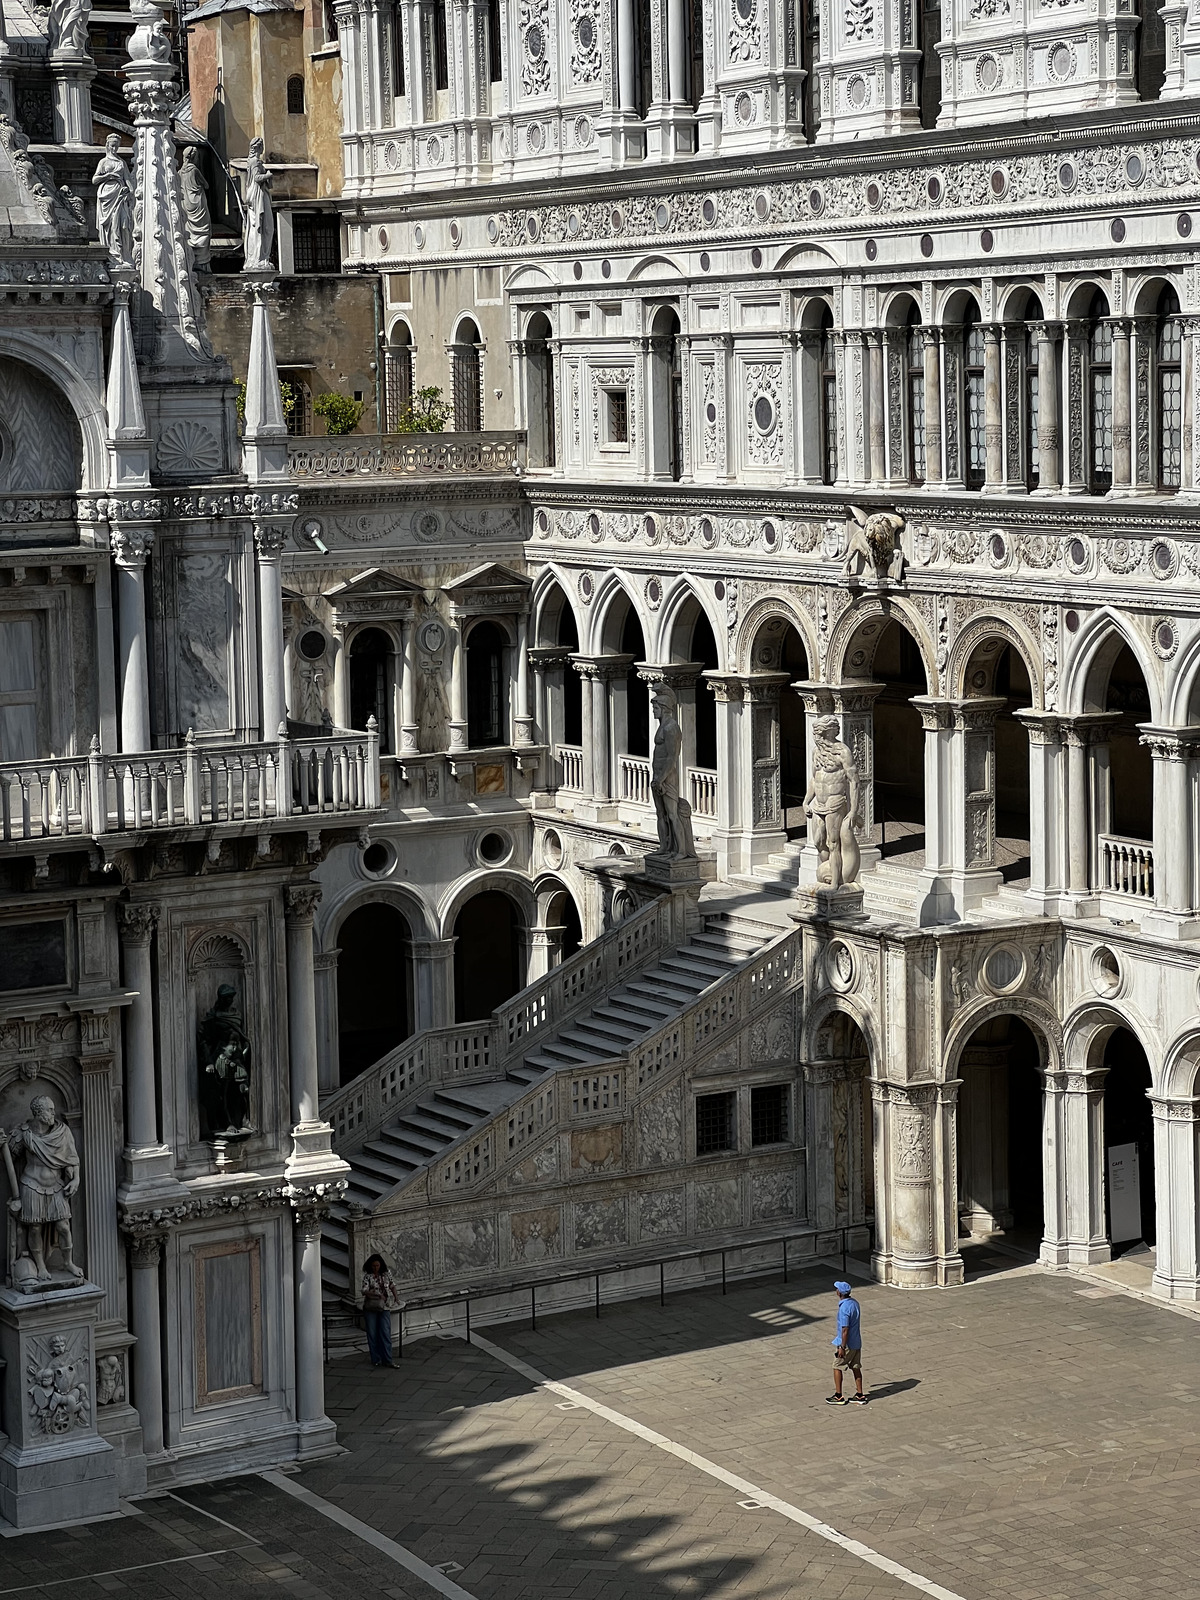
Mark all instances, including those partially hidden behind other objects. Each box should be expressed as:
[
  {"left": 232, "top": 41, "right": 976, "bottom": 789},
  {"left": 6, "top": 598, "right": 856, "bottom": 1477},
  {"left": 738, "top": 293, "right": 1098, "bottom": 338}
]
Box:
[{"left": 4, "top": 1261, "right": 1197, "bottom": 1600}]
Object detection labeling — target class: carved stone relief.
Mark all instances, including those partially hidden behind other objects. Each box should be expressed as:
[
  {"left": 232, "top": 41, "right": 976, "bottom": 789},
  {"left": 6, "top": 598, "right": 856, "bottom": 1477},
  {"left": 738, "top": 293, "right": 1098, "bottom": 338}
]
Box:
[
  {"left": 695, "top": 1177, "right": 741, "bottom": 1232},
  {"left": 574, "top": 1197, "right": 626, "bottom": 1251}
]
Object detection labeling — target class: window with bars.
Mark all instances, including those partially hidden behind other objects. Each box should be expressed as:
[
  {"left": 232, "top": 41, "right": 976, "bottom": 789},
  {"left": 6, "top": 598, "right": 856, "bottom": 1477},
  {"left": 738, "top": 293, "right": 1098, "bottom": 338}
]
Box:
[
  {"left": 820, "top": 312, "right": 838, "bottom": 485},
  {"left": 282, "top": 376, "right": 310, "bottom": 436},
  {"left": 452, "top": 323, "right": 483, "bottom": 431},
  {"left": 906, "top": 315, "right": 925, "bottom": 483},
  {"left": 286, "top": 75, "right": 305, "bottom": 113},
  {"left": 292, "top": 213, "right": 341, "bottom": 273},
  {"left": 964, "top": 310, "right": 985, "bottom": 488},
  {"left": 1158, "top": 287, "right": 1182, "bottom": 491},
  {"left": 1025, "top": 325, "right": 1041, "bottom": 490},
  {"left": 604, "top": 388, "right": 629, "bottom": 445},
  {"left": 385, "top": 338, "right": 413, "bottom": 432},
  {"left": 750, "top": 1084, "right": 789, "bottom": 1147},
  {"left": 1088, "top": 303, "right": 1113, "bottom": 492},
  {"left": 695, "top": 1091, "right": 735, "bottom": 1155}
]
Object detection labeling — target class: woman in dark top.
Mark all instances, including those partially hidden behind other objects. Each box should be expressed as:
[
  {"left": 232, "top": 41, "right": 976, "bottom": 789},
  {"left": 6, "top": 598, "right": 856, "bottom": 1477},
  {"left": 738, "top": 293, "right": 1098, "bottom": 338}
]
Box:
[{"left": 361, "top": 1252, "right": 400, "bottom": 1367}]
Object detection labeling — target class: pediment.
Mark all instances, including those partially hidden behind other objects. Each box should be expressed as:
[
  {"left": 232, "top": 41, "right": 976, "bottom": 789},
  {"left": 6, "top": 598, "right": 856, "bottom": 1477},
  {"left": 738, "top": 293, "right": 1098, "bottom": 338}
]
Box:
[
  {"left": 324, "top": 568, "right": 422, "bottom": 616},
  {"left": 443, "top": 562, "right": 530, "bottom": 593}
]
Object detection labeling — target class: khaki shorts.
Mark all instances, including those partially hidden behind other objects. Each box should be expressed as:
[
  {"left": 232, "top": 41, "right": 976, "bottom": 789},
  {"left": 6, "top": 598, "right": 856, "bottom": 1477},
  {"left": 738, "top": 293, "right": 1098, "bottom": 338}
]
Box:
[{"left": 833, "top": 1346, "right": 862, "bottom": 1372}]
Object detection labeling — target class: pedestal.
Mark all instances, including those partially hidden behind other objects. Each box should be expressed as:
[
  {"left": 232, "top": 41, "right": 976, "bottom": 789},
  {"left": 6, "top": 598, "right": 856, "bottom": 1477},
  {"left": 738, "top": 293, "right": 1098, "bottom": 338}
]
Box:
[
  {"left": 0, "top": 1283, "right": 118, "bottom": 1529},
  {"left": 794, "top": 883, "right": 867, "bottom": 920}
]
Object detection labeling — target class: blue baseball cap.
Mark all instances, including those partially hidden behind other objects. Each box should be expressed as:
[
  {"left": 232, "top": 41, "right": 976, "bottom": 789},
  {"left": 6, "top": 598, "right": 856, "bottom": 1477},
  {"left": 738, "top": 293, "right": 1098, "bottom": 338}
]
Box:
[{"left": 834, "top": 1281, "right": 852, "bottom": 1293}]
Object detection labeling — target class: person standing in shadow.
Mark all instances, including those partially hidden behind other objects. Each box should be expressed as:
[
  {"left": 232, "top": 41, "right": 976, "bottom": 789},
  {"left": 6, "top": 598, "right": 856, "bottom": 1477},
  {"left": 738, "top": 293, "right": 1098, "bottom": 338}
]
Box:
[{"left": 361, "top": 1252, "right": 400, "bottom": 1367}]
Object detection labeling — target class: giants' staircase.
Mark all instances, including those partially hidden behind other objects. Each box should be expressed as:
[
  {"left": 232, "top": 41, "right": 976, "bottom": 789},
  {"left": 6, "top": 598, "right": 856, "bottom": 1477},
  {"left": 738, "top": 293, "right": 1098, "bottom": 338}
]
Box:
[{"left": 319, "top": 893, "right": 787, "bottom": 1310}]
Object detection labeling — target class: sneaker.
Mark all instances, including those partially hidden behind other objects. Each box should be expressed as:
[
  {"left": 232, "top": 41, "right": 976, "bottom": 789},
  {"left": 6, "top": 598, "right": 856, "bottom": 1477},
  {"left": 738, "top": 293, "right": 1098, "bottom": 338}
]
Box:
[
  {"left": 850, "top": 1393, "right": 869, "bottom": 1404},
  {"left": 825, "top": 1393, "right": 848, "bottom": 1405}
]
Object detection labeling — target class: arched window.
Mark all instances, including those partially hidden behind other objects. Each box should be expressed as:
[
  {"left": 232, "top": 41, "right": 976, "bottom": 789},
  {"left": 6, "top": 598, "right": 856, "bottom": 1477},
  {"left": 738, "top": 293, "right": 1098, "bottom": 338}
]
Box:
[
  {"left": 525, "top": 313, "right": 556, "bottom": 468},
  {"left": 286, "top": 75, "right": 305, "bottom": 114},
  {"left": 487, "top": 0, "right": 503, "bottom": 80},
  {"left": 1087, "top": 293, "right": 1113, "bottom": 494},
  {"left": 349, "top": 628, "right": 393, "bottom": 752},
  {"left": 905, "top": 308, "right": 925, "bottom": 483},
  {"left": 819, "top": 308, "right": 838, "bottom": 486},
  {"left": 451, "top": 318, "right": 483, "bottom": 432},
  {"left": 963, "top": 304, "right": 986, "bottom": 490},
  {"left": 434, "top": 0, "right": 449, "bottom": 89},
  {"left": 650, "top": 307, "right": 682, "bottom": 482},
  {"left": 392, "top": 5, "right": 406, "bottom": 96},
  {"left": 1023, "top": 294, "right": 1043, "bottom": 491},
  {"left": 385, "top": 323, "right": 413, "bottom": 432},
  {"left": 1157, "top": 286, "right": 1183, "bottom": 492},
  {"left": 466, "top": 621, "right": 508, "bottom": 747}
]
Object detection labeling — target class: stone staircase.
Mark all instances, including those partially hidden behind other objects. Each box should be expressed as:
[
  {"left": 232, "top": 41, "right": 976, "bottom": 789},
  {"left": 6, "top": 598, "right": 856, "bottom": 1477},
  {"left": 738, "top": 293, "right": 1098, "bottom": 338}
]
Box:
[{"left": 320, "top": 900, "right": 783, "bottom": 1307}]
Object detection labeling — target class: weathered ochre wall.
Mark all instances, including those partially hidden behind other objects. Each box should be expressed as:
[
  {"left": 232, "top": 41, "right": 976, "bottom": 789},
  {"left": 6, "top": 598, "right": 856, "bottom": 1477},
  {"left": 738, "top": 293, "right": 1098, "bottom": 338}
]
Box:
[{"left": 388, "top": 267, "right": 517, "bottom": 431}]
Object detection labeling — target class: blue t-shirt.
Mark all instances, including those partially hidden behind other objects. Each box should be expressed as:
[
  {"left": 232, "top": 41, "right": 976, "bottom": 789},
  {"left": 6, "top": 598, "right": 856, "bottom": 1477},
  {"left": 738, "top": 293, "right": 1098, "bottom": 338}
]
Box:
[{"left": 833, "top": 1296, "right": 861, "bottom": 1349}]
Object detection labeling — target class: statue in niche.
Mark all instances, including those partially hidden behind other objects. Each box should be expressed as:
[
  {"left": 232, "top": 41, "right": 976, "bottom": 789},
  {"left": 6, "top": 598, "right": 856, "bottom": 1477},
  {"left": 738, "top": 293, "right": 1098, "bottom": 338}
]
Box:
[
  {"left": 803, "top": 715, "right": 862, "bottom": 889},
  {"left": 93, "top": 135, "right": 135, "bottom": 267},
  {"left": 180, "top": 148, "right": 212, "bottom": 270},
  {"left": 47, "top": 0, "right": 92, "bottom": 53},
  {"left": 649, "top": 684, "right": 696, "bottom": 861},
  {"left": 241, "top": 138, "right": 275, "bottom": 270},
  {"left": 197, "top": 984, "right": 254, "bottom": 1139},
  {"left": 96, "top": 1353, "right": 125, "bottom": 1406},
  {"left": 1, "top": 1094, "right": 85, "bottom": 1290}
]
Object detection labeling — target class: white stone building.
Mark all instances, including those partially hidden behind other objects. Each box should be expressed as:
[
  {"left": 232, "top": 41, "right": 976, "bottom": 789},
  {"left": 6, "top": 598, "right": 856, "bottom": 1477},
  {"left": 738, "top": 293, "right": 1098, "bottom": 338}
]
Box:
[{"left": 4, "top": 0, "right": 1200, "bottom": 1532}]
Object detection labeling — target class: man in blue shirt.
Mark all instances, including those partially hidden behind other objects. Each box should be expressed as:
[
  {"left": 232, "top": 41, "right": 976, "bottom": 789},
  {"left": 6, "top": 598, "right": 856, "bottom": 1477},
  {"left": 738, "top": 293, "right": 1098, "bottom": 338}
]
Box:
[{"left": 827, "top": 1281, "right": 867, "bottom": 1404}]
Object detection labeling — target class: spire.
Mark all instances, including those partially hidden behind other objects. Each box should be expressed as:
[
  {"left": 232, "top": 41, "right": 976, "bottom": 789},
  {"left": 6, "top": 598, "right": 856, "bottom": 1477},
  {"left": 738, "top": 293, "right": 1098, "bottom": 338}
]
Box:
[
  {"left": 242, "top": 270, "right": 290, "bottom": 483},
  {"left": 123, "top": 0, "right": 211, "bottom": 366},
  {"left": 106, "top": 268, "right": 151, "bottom": 488}
]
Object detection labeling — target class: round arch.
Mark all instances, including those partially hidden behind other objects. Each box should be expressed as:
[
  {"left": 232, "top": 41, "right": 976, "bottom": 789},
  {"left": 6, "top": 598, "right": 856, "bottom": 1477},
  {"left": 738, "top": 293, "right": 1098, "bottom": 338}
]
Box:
[
  {"left": 437, "top": 868, "right": 539, "bottom": 942},
  {"left": 386, "top": 316, "right": 414, "bottom": 346},
  {"left": 447, "top": 878, "right": 533, "bottom": 1022},
  {"left": 827, "top": 597, "right": 937, "bottom": 691},
  {"left": 333, "top": 898, "right": 415, "bottom": 1082},
  {"left": 947, "top": 613, "right": 1043, "bottom": 707},
  {"left": 935, "top": 286, "right": 982, "bottom": 328},
  {"left": 1061, "top": 279, "right": 1111, "bottom": 320},
  {"left": 627, "top": 255, "right": 687, "bottom": 281},
  {"left": 881, "top": 289, "right": 921, "bottom": 329},
  {"left": 802, "top": 993, "right": 880, "bottom": 1068},
  {"left": 995, "top": 283, "right": 1045, "bottom": 321},
  {"left": 1159, "top": 1027, "right": 1200, "bottom": 1099},
  {"left": 943, "top": 995, "right": 1062, "bottom": 1079},
  {"left": 0, "top": 335, "right": 104, "bottom": 492},
  {"left": 796, "top": 292, "right": 836, "bottom": 330},
  {"left": 1062, "top": 1000, "right": 1158, "bottom": 1079},
  {"left": 735, "top": 595, "right": 818, "bottom": 677},
  {"left": 773, "top": 243, "right": 841, "bottom": 271}
]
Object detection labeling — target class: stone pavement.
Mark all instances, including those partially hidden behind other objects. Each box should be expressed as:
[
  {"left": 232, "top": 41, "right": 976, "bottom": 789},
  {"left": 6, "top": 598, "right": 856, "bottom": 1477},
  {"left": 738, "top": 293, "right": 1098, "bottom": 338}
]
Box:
[{"left": 4, "top": 1258, "right": 1199, "bottom": 1598}]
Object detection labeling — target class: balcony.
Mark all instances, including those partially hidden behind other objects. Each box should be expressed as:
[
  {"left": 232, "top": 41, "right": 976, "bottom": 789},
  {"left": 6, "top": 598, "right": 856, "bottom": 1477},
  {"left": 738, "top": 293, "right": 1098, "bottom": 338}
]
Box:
[
  {"left": 1099, "top": 834, "right": 1155, "bottom": 900},
  {"left": 0, "top": 728, "right": 380, "bottom": 852},
  {"left": 286, "top": 431, "right": 525, "bottom": 482}
]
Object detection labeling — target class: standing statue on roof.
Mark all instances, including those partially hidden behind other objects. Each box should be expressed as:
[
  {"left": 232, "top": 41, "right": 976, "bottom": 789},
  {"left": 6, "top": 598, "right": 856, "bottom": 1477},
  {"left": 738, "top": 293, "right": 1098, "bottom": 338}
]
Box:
[{"left": 242, "top": 138, "right": 275, "bottom": 270}]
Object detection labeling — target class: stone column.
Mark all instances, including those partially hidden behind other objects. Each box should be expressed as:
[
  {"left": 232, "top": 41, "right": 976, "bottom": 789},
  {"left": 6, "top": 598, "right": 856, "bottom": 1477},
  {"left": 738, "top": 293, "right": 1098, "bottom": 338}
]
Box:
[
  {"left": 313, "top": 946, "right": 341, "bottom": 1093},
  {"left": 1041, "top": 1068, "right": 1109, "bottom": 1267},
  {"left": 291, "top": 1200, "right": 331, "bottom": 1438},
  {"left": 50, "top": 46, "right": 97, "bottom": 148},
  {"left": 1000, "top": 323, "right": 1026, "bottom": 490},
  {"left": 79, "top": 1016, "right": 121, "bottom": 1320},
  {"left": 743, "top": 672, "right": 794, "bottom": 866},
  {"left": 1059, "top": 713, "right": 1119, "bottom": 903},
  {"left": 944, "top": 697, "right": 1006, "bottom": 916},
  {"left": 1032, "top": 323, "right": 1062, "bottom": 494},
  {"left": 512, "top": 613, "right": 533, "bottom": 745},
  {"left": 906, "top": 697, "right": 954, "bottom": 925},
  {"left": 1110, "top": 318, "right": 1133, "bottom": 493},
  {"left": 941, "top": 330, "right": 965, "bottom": 488},
  {"left": 923, "top": 330, "right": 942, "bottom": 484},
  {"left": 1131, "top": 317, "right": 1156, "bottom": 492},
  {"left": 616, "top": 0, "right": 636, "bottom": 109},
  {"left": 284, "top": 886, "right": 344, "bottom": 1183},
  {"left": 1150, "top": 1095, "right": 1200, "bottom": 1302},
  {"left": 409, "top": 937, "right": 457, "bottom": 1031},
  {"left": 867, "top": 331, "right": 887, "bottom": 484},
  {"left": 1014, "top": 711, "right": 1066, "bottom": 913},
  {"left": 1140, "top": 726, "right": 1200, "bottom": 938},
  {"left": 127, "top": 1231, "right": 165, "bottom": 1456},
  {"left": 118, "top": 903, "right": 161, "bottom": 1156},
  {"left": 399, "top": 617, "right": 419, "bottom": 753},
  {"left": 447, "top": 623, "right": 468, "bottom": 751},
  {"left": 1062, "top": 322, "right": 1089, "bottom": 494},
  {"left": 255, "top": 521, "right": 289, "bottom": 739},
  {"left": 983, "top": 324, "right": 1003, "bottom": 491},
  {"left": 112, "top": 527, "right": 154, "bottom": 753},
  {"left": 874, "top": 1080, "right": 963, "bottom": 1288},
  {"left": 703, "top": 673, "right": 745, "bottom": 880}
]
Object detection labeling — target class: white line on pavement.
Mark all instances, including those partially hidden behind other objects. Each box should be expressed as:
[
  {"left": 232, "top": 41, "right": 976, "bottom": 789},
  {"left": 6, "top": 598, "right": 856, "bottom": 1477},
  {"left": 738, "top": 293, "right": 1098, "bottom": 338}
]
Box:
[
  {"left": 471, "top": 1332, "right": 968, "bottom": 1600},
  {"left": 260, "top": 1470, "right": 480, "bottom": 1600}
]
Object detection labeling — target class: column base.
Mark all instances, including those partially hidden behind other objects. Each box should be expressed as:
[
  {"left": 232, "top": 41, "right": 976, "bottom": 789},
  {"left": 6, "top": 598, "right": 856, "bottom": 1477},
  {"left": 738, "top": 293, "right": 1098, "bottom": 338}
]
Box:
[
  {"left": 597, "top": 110, "right": 646, "bottom": 164},
  {"left": 872, "top": 1248, "right": 965, "bottom": 1287},
  {"left": 294, "top": 1416, "right": 341, "bottom": 1460},
  {"left": 944, "top": 866, "right": 1003, "bottom": 918},
  {"left": 1152, "top": 1270, "right": 1200, "bottom": 1301},
  {"left": 1039, "top": 1239, "right": 1111, "bottom": 1267},
  {"left": 917, "top": 871, "right": 958, "bottom": 926},
  {"left": 1139, "top": 908, "right": 1200, "bottom": 939},
  {"left": 119, "top": 1146, "right": 191, "bottom": 1205},
  {"left": 285, "top": 1121, "right": 351, "bottom": 1182},
  {"left": 569, "top": 797, "right": 620, "bottom": 824},
  {"left": 643, "top": 104, "right": 697, "bottom": 158}
]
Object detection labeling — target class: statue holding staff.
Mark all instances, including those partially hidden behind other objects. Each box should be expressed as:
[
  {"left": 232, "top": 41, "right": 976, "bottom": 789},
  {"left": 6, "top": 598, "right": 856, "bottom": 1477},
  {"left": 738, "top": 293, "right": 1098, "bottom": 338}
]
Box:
[{"left": 1, "top": 1095, "right": 85, "bottom": 1289}]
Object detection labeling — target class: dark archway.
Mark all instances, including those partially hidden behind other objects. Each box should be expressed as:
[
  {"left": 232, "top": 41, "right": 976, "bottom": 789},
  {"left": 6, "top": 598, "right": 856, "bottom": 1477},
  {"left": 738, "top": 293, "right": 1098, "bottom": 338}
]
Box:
[
  {"left": 1103, "top": 1027, "right": 1155, "bottom": 1250},
  {"left": 526, "top": 312, "right": 556, "bottom": 469},
  {"left": 544, "top": 888, "right": 582, "bottom": 964},
  {"left": 558, "top": 602, "right": 582, "bottom": 745},
  {"left": 813, "top": 1011, "right": 874, "bottom": 1225},
  {"left": 964, "top": 639, "right": 1034, "bottom": 884},
  {"left": 1104, "top": 642, "right": 1153, "bottom": 842},
  {"left": 957, "top": 1014, "right": 1044, "bottom": 1243},
  {"left": 871, "top": 618, "right": 927, "bottom": 855},
  {"left": 349, "top": 628, "right": 392, "bottom": 752},
  {"left": 466, "top": 621, "right": 508, "bottom": 748},
  {"left": 621, "top": 607, "right": 650, "bottom": 760},
  {"left": 336, "top": 903, "right": 412, "bottom": 1083},
  {"left": 454, "top": 891, "right": 524, "bottom": 1021}
]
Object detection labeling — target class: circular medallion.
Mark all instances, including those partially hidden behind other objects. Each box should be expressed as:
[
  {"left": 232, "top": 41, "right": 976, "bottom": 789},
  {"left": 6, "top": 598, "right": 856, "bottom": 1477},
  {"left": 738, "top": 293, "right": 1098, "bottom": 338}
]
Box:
[
  {"left": 920, "top": 233, "right": 934, "bottom": 257},
  {"left": 1110, "top": 217, "right": 1126, "bottom": 242},
  {"left": 980, "top": 228, "right": 994, "bottom": 253},
  {"left": 751, "top": 246, "right": 763, "bottom": 268},
  {"left": 865, "top": 238, "right": 878, "bottom": 261}
]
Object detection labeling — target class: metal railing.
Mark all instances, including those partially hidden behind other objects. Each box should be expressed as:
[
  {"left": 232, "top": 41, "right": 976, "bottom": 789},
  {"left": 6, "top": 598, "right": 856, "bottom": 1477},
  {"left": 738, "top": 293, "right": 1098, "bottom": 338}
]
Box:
[
  {"left": 687, "top": 766, "right": 718, "bottom": 819},
  {"left": 619, "top": 753, "right": 652, "bottom": 806},
  {"left": 344, "top": 1222, "right": 874, "bottom": 1356},
  {"left": 1099, "top": 833, "right": 1155, "bottom": 899},
  {"left": 322, "top": 896, "right": 671, "bottom": 1150},
  {"left": 0, "top": 727, "right": 380, "bottom": 844},
  {"left": 287, "top": 430, "right": 525, "bottom": 480}
]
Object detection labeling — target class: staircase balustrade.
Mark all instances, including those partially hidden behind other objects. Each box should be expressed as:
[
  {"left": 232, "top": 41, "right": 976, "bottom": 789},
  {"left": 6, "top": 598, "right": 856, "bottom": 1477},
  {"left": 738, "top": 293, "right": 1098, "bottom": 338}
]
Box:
[
  {"left": 322, "top": 897, "right": 671, "bottom": 1152},
  {"left": 0, "top": 728, "right": 380, "bottom": 844}
]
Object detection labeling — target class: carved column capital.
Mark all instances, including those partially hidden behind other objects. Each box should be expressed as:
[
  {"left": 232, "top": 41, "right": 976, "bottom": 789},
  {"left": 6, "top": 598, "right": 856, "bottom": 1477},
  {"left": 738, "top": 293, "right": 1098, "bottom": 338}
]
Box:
[
  {"left": 111, "top": 526, "right": 155, "bottom": 568},
  {"left": 253, "top": 520, "right": 290, "bottom": 560},
  {"left": 285, "top": 883, "right": 323, "bottom": 923},
  {"left": 127, "top": 1231, "right": 164, "bottom": 1268},
  {"left": 118, "top": 901, "right": 160, "bottom": 945}
]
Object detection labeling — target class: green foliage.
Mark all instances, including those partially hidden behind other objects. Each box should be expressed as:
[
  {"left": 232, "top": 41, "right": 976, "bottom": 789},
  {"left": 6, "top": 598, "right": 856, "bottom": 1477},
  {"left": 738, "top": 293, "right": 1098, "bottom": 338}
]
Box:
[
  {"left": 234, "top": 376, "right": 298, "bottom": 430},
  {"left": 313, "top": 391, "right": 365, "bottom": 436},
  {"left": 392, "top": 385, "right": 453, "bottom": 434}
]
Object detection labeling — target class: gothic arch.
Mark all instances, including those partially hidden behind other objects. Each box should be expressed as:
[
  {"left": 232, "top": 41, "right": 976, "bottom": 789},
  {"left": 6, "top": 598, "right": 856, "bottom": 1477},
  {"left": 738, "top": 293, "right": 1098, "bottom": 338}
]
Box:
[
  {"left": 1061, "top": 606, "right": 1162, "bottom": 720},
  {"left": 656, "top": 578, "right": 724, "bottom": 667},
  {"left": 827, "top": 596, "right": 936, "bottom": 691},
  {"left": 734, "top": 594, "right": 818, "bottom": 675},
  {"left": 1164, "top": 620, "right": 1200, "bottom": 724},
  {"left": 947, "top": 612, "right": 1044, "bottom": 707},
  {"left": 532, "top": 566, "right": 582, "bottom": 648},
  {"left": 589, "top": 569, "right": 648, "bottom": 656}
]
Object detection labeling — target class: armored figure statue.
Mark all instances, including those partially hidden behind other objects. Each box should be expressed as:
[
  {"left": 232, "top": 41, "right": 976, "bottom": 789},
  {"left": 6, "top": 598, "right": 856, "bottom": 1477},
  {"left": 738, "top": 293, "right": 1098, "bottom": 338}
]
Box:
[
  {"left": 93, "top": 135, "right": 135, "bottom": 267},
  {"left": 803, "top": 715, "right": 863, "bottom": 890},
  {"left": 1, "top": 1095, "right": 85, "bottom": 1289},
  {"left": 242, "top": 138, "right": 275, "bottom": 269},
  {"left": 47, "top": 0, "right": 92, "bottom": 53},
  {"left": 649, "top": 683, "right": 696, "bottom": 861},
  {"left": 197, "top": 984, "right": 254, "bottom": 1138},
  {"left": 180, "top": 147, "right": 212, "bottom": 270}
]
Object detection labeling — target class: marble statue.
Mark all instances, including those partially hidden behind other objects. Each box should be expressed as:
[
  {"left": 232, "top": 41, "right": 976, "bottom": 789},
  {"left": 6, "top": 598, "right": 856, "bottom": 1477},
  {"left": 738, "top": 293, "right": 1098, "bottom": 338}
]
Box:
[
  {"left": 127, "top": 0, "right": 171, "bottom": 62},
  {"left": 242, "top": 139, "right": 275, "bottom": 269},
  {"left": 93, "top": 135, "right": 135, "bottom": 267},
  {"left": 96, "top": 1354, "right": 125, "bottom": 1406},
  {"left": 649, "top": 684, "right": 696, "bottom": 861},
  {"left": 197, "top": 984, "right": 254, "bottom": 1138},
  {"left": 843, "top": 505, "right": 907, "bottom": 581},
  {"left": 1, "top": 1095, "right": 85, "bottom": 1289},
  {"left": 180, "top": 148, "right": 212, "bottom": 270},
  {"left": 803, "top": 715, "right": 863, "bottom": 889},
  {"left": 47, "top": 0, "right": 92, "bottom": 53}
]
